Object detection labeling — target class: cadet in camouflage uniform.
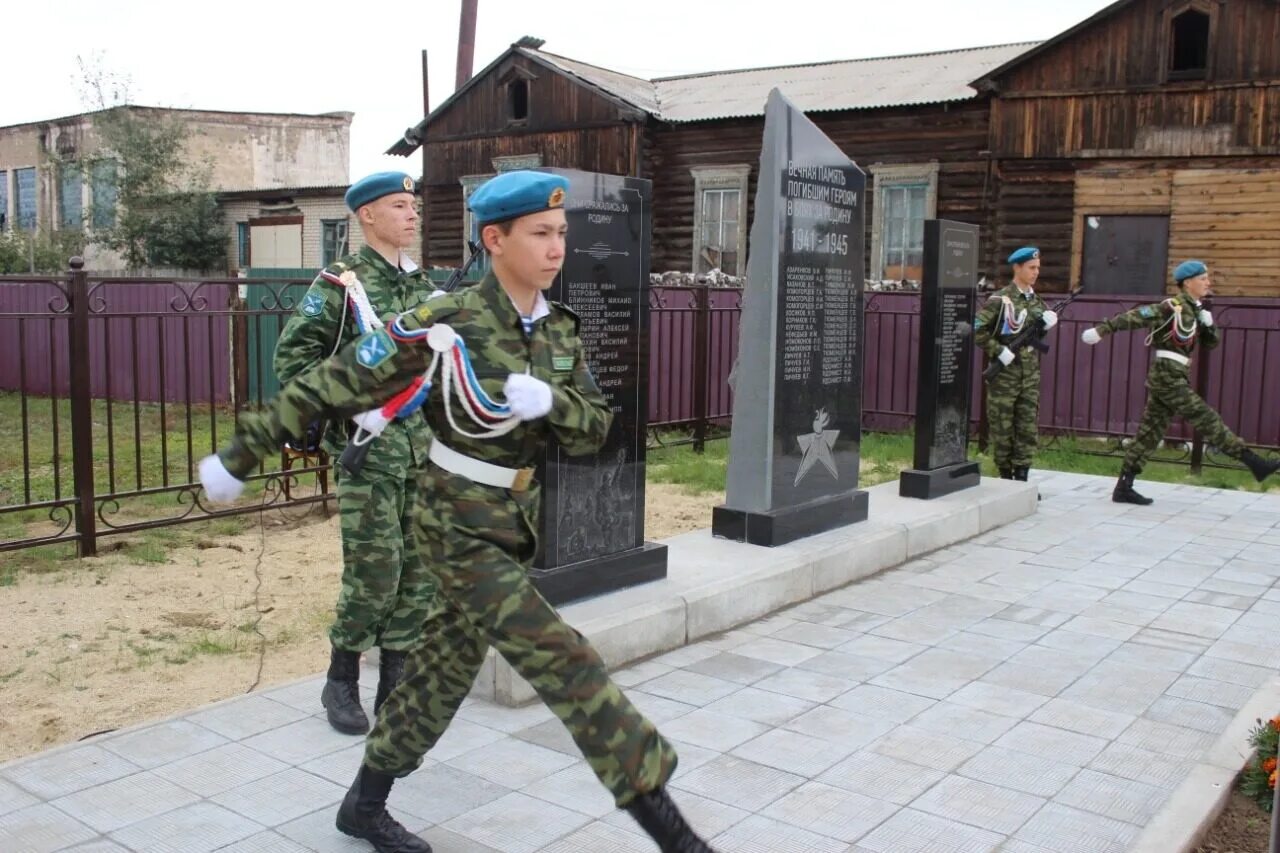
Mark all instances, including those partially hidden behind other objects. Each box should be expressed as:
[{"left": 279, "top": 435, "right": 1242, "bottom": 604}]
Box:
[
  {"left": 1081, "top": 260, "right": 1279, "bottom": 504},
  {"left": 973, "top": 247, "right": 1060, "bottom": 480},
  {"left": 274, "top": 171, "right": 437, "bottom": 735},
  {"left": 200, "top": 171, "right": 715, "bottom": 853}
]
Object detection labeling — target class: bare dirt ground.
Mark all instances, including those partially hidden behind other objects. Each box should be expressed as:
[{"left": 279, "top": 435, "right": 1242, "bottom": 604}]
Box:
[{"left": 0, "top": 483, "right": 719, "bottom": 764}]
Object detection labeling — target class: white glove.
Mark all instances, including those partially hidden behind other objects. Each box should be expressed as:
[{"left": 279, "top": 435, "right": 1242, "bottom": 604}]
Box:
[
  {"left": 199, "top": 454, "right": 245, "bottom": 504},
  {"left": 1041, "top": 309, "right": 1058, "bottom": 330},
  {"left": 1198, "top": 309, "right": 1213, "bottom": 327},
  {"left": 351, "top": 408, "right": 391, "bottom": 438},
  {"left": 504, "top": 373, "right": 553, "bottom": 420},
  {"left": 997, "top": 347, "right": 1015, "bottom": 366},
  {"left": 429, "top": 289, "right": 447, "bottom": 300},
  {"left": 1081, "top": 327, "right": 1102, "bottom": 345}
]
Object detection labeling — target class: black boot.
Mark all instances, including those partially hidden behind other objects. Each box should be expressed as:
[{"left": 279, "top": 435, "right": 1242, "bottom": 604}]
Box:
[
  {"left": 625, "top": 788, "right": 717, "bottom": 853},
  {"left": 322, "top": 646, "right": 370, "bottom": 735},
  {"left": 336, "top": 764, "right": 432, "bottom": 853},
  {"left": 999, "top": 469, "right": 1014, "bottom": 480},
  {"left": 1241, "top": 449, "right": 1280, "bottom": 483},
  {"left": 374, "top": 649, "right": 407, "bottom": 714},
  {"left": 1113, "top": 469, "right": 1153, "bottom": 506},
  {"left": 1013, "top": 466, "right": 1030, "bottom": 482}
]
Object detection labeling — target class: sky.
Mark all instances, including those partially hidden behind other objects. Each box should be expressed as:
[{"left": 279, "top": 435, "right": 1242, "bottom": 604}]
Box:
[{"left": 5, "top": 0, "right": 1115, "bottom": 180}]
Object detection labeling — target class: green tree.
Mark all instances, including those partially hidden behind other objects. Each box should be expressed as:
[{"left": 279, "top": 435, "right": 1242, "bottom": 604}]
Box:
[
  {"left": 0, "top": 230, "right": 86, "bottom": 275},
  {"left": 73, "top": 57, "right": 226, "bottom": 271}
]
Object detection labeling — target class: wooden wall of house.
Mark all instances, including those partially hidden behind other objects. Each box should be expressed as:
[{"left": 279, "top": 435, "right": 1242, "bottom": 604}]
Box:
[
  {"left": 1069, "top": 160, "right": 1280, "bottom": 296},
  {"left": 425, "top": 53, "right": 638, "bottom": 140},
  {"left": 989, "top": 160, "right": 1077, "bottom": 293},
  {"left": 421, "top": 125, "right": 635, "bottom": 264},
  {"left": 644, "top": 101, "right": 995, "bottom": 276},
  {"left": 988, "top": 0, "right": 1280, "bottom": 158}
]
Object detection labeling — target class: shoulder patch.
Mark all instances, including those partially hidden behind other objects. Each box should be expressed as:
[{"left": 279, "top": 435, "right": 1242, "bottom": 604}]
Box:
[
  {"left": 1139, "top": 306, "right": 1155, "bottom": 318},
  {"left": 300, "top": 289, "right": 326, "bottom": 317},
  {"left": 355, "top": 329, "right": 397, "bottom": 369}
]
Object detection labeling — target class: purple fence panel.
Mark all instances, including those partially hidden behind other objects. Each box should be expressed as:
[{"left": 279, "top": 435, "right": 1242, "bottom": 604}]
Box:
[{"left": 706, "top": 288, "right": 741, "bottom": 421}]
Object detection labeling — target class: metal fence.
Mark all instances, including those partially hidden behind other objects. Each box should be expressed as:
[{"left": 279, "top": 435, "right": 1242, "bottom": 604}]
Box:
[{"left": 3, "top": 266, "right": 1277, "bottom": 556}]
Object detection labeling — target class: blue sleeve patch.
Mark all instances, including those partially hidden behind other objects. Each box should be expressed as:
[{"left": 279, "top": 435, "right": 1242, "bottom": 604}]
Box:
[
  {"left": 973, "top": 316, "right": 985, "bottom": 329},
  {"left": 1139, "top": 306, "right": 1155, "bottom": 318},
  {"left": 300, "top": 289, "right": 326, "bottom": 317},
  {"left": 355, "top": 329, "right": 397, "bottom": 369}
]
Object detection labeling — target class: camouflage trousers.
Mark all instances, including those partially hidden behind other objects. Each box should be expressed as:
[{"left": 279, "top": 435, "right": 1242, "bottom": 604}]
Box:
[
  {"left": 329, "top": 462, "right": 437, "bottom": 653},
  {"left": 986, "top": 351, "right": 1041, "bottom": 470},
  {"left": 365, "top": 469, "right": 678, "bottom": 806},
  {"left": 1123, "top": 358, "right": 1246, "bottom": 473}
]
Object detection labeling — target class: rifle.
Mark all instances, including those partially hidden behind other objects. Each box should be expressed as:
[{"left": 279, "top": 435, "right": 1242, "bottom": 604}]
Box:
[
  {"left": 982, "top": 285, "right": 1083, "bottom": 383},
  {"left": 336, "top": 244, "right": 486, "bottom": 476}
]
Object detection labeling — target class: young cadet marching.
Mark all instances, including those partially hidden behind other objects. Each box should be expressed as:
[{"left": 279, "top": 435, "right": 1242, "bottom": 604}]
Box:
[
  {"left": 973, "top": 247, "right": 1060, "bottom": 481},
  {"left": 1081, "top": 260, "right": 1279, "bottom": 504},
  {"left": 200, "top": 170, "right": 716, "bottom": 853},
  {"left": 273, "top": 171, "right": 438, "bottom": 736}
]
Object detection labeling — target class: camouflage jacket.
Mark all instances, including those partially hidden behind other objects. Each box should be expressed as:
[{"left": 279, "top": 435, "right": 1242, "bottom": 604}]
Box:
[
  {"left": 1093, "top": 292, "right": 1220, "bottom": 355},
  {"left": 273, "top": 246, "right": 435, "bottom": 475},
  {"left": 973, "top": 284, "right": 1050, "bottom": 359},
  {"left": 227, "top": 271, "right": 612, "bottom": 482}
]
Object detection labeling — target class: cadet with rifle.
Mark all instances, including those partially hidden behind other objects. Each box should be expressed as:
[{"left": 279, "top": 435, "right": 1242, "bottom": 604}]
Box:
[
  {"left": 1080, "top": 259, "right": 1279, "bottom": 504},
  {"left": 273, "top": 171, "right": 437, "bottom": 735},
  {"left": 973, "top": 247, "right": 1060, "bottom": 481}
]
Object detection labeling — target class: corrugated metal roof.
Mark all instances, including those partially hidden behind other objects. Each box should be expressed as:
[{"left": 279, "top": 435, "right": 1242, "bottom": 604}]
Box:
[{"left": 526, "top": 42, "right": 1039, "bottom": 123}]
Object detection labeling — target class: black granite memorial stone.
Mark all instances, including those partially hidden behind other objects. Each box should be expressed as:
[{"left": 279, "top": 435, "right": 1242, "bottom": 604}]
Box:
[
  {"left": 712, "top": 90, "right": 869, "bottom": 547},
  {"left": 530, "top": 168, "right": 667, "bottom": 604},
  {"left": 899, "top": 219, "right": 982, "bottom": 500}
]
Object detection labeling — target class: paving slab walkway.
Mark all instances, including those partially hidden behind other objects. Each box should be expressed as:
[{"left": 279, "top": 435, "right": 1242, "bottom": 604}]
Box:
[{"left": 4, "top": 471, "right": 1279, "bottom": 852}]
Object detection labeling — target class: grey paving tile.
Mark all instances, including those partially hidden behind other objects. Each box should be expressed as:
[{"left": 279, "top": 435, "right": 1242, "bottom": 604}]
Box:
[
  {"left": 1166, "top": 673, "right": 1257, "bottom": 709},
  {"left": 944, "top": 631, "right": 1029, "bottom": 662},
  {"left": 682, "top": 652, "right": 783, "bottom": 686},
  {"left": 260, "top": 677, "right": 330, "bottom": 713},
  {"left": 277, "top": 805, "right": 426, "bottom": 851},
  {"left": 671, "top": 754, "right": 805, "bottom": 812},
  {"left": 730, "top": 728, "right": 852, "bottom": 777},
  {"left": 1010, "top": 803, "right": 1140, "bottom": 853},
  {"left": 1103, "top": 642, "right": 1198, "bottom": 672},
  {"left": 186, "top": 695, "right": 312, "bottom": 741},
  {"left": 297, "top": 742, "right": 381, "bottom": 786},
  {"left": 870, "top": 724, "right": 984, "bottom": 771},
  {"left": 783, "top": 705, "right": 897, "bottom": 751},
  {"left": 835, "top": 634, "right": 929, "bottom": 664},
  {"left": 666, "top": 739, "right": 722, "bottom": 781},
  {"left": 0, "top": 803, "right": 97, "bottom": 852},
  {"left": 993, "top": 722, "right": 1109, "bottom": 767},
  {"left": 978, "top": 660, "right": 1078, "bottom": 698},
  {"left": 957, "top": 746, "right": 1081, "bottom": 797},
  {"left": 1033, "top": 630, "right": 1123, "bottom": 660},
  {"left": 444, "top": 736, "right": 577, "bottom": 789},
  {"left": 1115, "top": 718, "right": 1217, "bottom": 761},
  {"left": 454, "top": 699, "right": 557, "bottom": 734},
  {"left": 854, "top": 807, "right": 1006, "bottom": 852},
  {"left": 770, "top": 621, "right": 862, "bottom": 650},
  {"left": 911, "top": 775, "right": 1044, "bottom": 835},
  {"left": 240, "top": 716, "right": 358, "bottom": 766},
  {"left": 603, "top": 789, "right": 750, "bottom": 840},
  {"left": 762, "top": 781, "right": 898, "bottom": 843},
  {"left": 445, "top": 791, "right": 591, "bottom": 853},
  {"left": 1144, "top": 695, "right": 1236, "bottom": 734},
  {"left": 626, "top": 691, "right": 698, "bottom": 726},
  {"left": 818, "top": 751, "right": 945, "bottom": 805},
  {"left": 211, "top": 831, "right": 316, "bottom": 852},
  {"left": 1058, "top": 661, "right": 1178, "bottom": 715},
  {"left": 537, "top": 819, "right": 652, "bottom": 853},
  {"left": 1055, "top": 768, "right": 1169, "bottom": 826},
  {"left": 426, "top": 718, "right": 508, "bottom": 761},
  {"left": 1088, "top": 742, "right": 1195, "bottom": 790},
  {"left": 992, "top": 605, "right": 1073, "bottom": 628},
  {"left": 512, "top": 718, "right": 581, "bottom": 757},
  {"left": 1028, "top": 698, "right": 1136, "bottom": 740},
  {"left": 109, "top": 801, "right": 262, "bottom": 853},
  {"left": 711, "top": 813, "right": 850, "bottom": 851},
  {"left": 154, "top": 742, "right": 292, "bottom": 797},
  {"left": 210, "top": 767, "right": 346, "bottom": 827},
  {"left": 1186, "top": 655, "right": 1277, "bottom": 688},
  {"left": 828, "top": 683, "right": 937, "bottom": 722},
  {"left": 868, "top": 614, "right": 961, "bottom": 645},
  {"left": 387, "top": 762, "right": 513, "bottom": 826},
  {"left": 650, "top": 643, "right": 723, "bottom": 668},
  {"left": 749, "top": 667, "right": 859, "bottom": 703},
  {"left": 525, "top": 762, "right": 617, "bottom": 819},
  {"left": 0, "top": 776, "right": 38, "bottom": 817},
  {"left": 1149, "top": 601, "right": 1242, "bottom": 639},
  {"left": 660, "top": 709, "right": 770, "bottom": 752},
  {"left": 869, "top": 659, "right": 970, "bottom": 700},
  {"left": 794, "top": 650, "right": 896, "bottom": 681},
  {"left": 946, "top": 681, "right": 1049, "bottom": 719},
  {"left": 61, "top": 841, "right": 131, "bottom": 853},
  {"left": 609, "top": 659, "right": 674, "bottom": 688},
  {"left": 1, "top": 745, "right": 141, "bottom": 799},
  {"left": 639, "top": 670, "right": 742, "bottom": 706},
  {"left": 51, "top": 771, "right": 202, "bottom": 833},
  {"left": 702, "top": 685, "right": 816, "bottom": 727},
  {"left": 730, "top": 636, "right": 825, "bottom": 667},
  {"left": 910, "top": 701, "right": 1022, "bottom": 746}
]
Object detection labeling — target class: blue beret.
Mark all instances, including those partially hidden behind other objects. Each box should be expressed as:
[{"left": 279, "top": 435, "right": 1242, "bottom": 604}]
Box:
[
  {"left": 1008, "top": 247, "right": 1040, "bottom": 265},
  {"left": 345, "top": 171, "right": 416, "bottom": 212},
  {"left": 468, "top": 170, "right": 569, "bottom": 226},
  {"left": 1174, "top": 260, "right": 1208, "bottom": 283}
]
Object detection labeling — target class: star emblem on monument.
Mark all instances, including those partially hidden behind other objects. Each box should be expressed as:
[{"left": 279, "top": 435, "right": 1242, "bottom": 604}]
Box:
[{"left": 795, "top": 407, "right": 840, "bottom": 486}]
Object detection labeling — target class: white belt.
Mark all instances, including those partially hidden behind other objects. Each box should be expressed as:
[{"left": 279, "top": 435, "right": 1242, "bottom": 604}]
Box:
[
  {"left": 1155, "top": 350, "right": 1190, "bottom": 367},
  {"left": 428, "top": 438, "right": 534, "bottom": 491}
]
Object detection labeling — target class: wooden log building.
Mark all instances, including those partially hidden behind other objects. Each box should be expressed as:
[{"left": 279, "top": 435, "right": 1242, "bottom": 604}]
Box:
[{"left": 391, "top": 0, "right": 1280, "bottom": 296}]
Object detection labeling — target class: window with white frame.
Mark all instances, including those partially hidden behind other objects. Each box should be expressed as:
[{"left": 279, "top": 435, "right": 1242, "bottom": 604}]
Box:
[
  {"left": 690, "top": 165, "right": 749, "bottom": 275},
  {"left": 60, "top": 167, "right": 83, "bottom": 229},
  {"left": 869, "top": 163, "right": 938, "bottom": 283},
  {"left": 321, "top": 218, "right": 349, "bottom": 266}
]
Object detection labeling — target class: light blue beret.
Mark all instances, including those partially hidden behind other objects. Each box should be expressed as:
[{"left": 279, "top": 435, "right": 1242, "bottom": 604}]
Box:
[
  {"left": 468, "top": 171, "right": 569, "bottom": 226},
  {"left": 1174, "top": 260, "right": 1208, "bottom": 283},
  {"left": 1008, "top": 247, "right": 1040, "bottom": 265},
  {"left": 345, "top": 171, "right": 416, "bottom": 212}
]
